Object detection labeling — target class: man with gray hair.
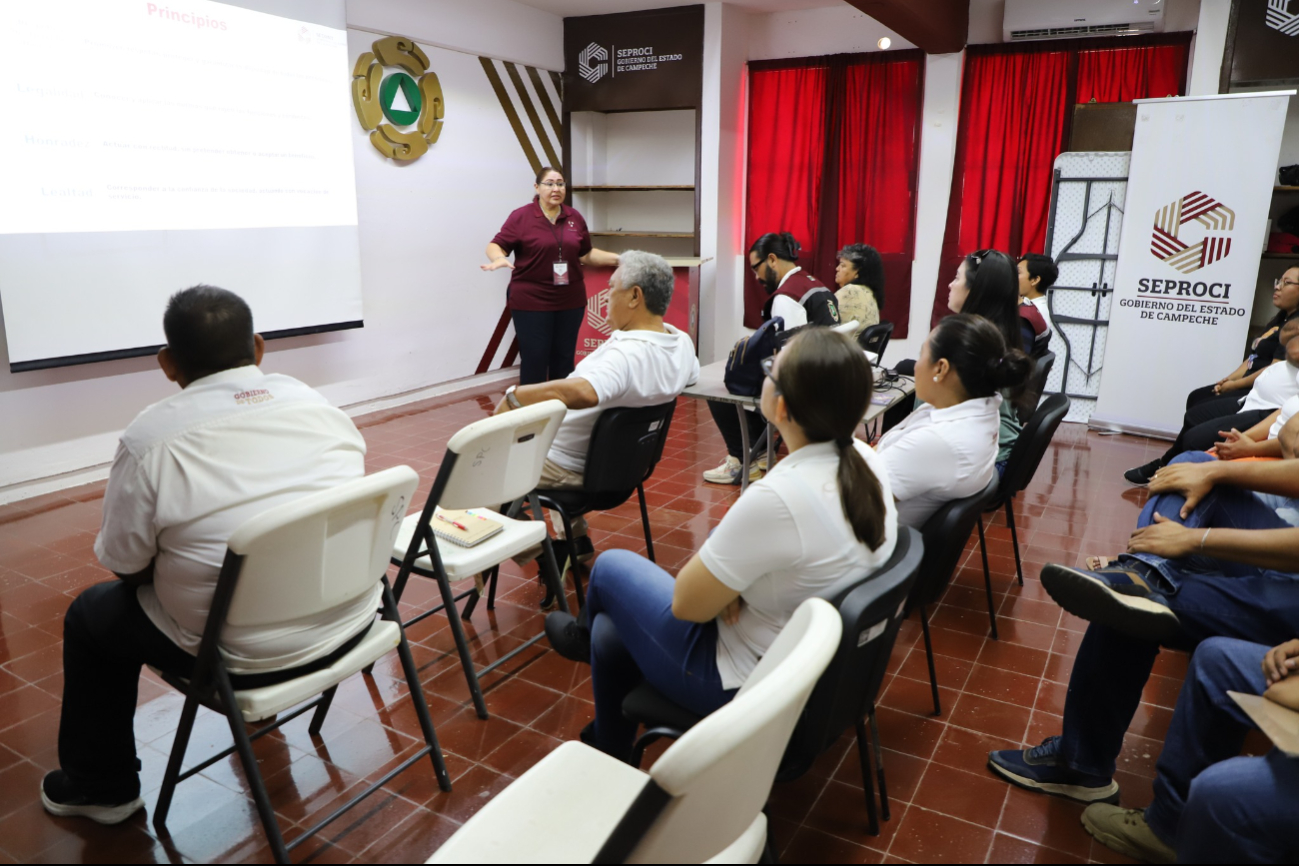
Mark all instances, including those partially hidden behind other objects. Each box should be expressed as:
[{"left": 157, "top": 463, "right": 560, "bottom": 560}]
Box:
[{"left": 495, "top": 250, "right": 699, "bottom": 563}]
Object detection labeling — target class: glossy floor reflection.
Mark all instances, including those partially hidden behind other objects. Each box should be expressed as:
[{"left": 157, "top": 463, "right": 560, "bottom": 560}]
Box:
[{"left": 0, "top": 384, "right": 1192, "bottom": 863}]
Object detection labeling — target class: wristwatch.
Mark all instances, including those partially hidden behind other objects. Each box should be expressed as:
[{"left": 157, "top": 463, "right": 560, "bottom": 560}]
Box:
[{"left": 505, "top": 385, "right": 522, "bottom": 409}]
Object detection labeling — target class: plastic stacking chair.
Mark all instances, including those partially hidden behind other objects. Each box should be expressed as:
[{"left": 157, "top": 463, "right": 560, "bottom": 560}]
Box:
[
  {"left": 858, "top": 321, "right": 894, "bottom": 360},
  {"left": 531, "top": 400, "right": 676, "bottom": 606},
  {"left": 909, "top": 477, "right": 1000, "bottom": 715},
  {"left": 390, "top": 400, "right": 569, "bottom": 719},
  {"left": 975, "top": 394, "right": 1072, "bottom": 633},
  {"left": 1014, "top": 351, "right": 1056, "bottom": 425},
  {"left": 832, "top": 319, "right": 861, "bottom": 336},
  {"left": 425, "top": 598, "right": 841, "bottom": 864},
  {"left": 622, "top": 528, "right": 924, "bottom": 837},
  {"left": 150, "top": 467, "right": 452, "bottom": 865}
]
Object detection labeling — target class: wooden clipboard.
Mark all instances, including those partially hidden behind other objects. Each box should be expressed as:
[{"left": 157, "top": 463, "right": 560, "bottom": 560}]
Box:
[{"left": 1229, "top": 691, "right": 1299, "bottom": 757}]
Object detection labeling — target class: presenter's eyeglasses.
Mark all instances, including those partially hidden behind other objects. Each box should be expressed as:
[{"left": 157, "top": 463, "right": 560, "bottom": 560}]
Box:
[
  {"left": 538, "top": 181, "right": 566, "bottom": 188},
  {"left": 1276, "top": 278, "right": 1299, "bottom": 290}
]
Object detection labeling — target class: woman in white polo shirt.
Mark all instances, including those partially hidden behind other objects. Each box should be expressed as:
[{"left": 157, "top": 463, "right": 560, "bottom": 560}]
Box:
[
  {"left": 544, "top": 328, "right": 898, "bottom": 761},
  {"left": 876, "top": 314, "right": 1033, "bottom": 528}
]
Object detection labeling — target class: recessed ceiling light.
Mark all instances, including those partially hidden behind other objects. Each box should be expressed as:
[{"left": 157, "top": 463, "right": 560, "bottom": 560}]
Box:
[{"left": 877, "top": 37, "right": 891, "bottom": 49}]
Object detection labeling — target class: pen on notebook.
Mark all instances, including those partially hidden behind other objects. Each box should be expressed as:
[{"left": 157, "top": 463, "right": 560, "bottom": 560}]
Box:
[{"left": 436, "top": 513, "right": 468, "bottom": 531}]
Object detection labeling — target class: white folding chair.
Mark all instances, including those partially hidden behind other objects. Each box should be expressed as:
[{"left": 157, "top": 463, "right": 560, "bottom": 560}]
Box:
[
  {"left": 151, "top": 466, "right": 451, "bottom": 865},
  {"left": 832, "top": 319, "right": 860, "bottom": 336},
  {"left": 426, "top": 597, "right": 842, "bottom": 864},
  {"left": 390, "top": 399, "right": 569, "bottom": 719}
]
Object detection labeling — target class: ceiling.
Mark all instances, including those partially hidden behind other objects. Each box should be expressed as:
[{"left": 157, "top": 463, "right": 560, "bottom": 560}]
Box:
[{"left": 512, "top": 0, "right": 844, "bottom": 16}]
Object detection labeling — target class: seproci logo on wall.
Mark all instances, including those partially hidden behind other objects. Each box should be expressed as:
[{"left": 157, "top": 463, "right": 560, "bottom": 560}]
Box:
[{"left": 1266, "top": 0, "right": 1299, "bottom": 35}]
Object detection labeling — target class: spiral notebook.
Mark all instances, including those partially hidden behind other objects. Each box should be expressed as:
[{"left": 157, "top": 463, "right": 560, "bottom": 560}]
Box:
[{"left": 432, "top": 508, "right": 504, "bottom": 548}]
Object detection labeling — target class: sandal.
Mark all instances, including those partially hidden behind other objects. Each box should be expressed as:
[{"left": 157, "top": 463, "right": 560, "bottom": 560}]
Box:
[{"left": 1084, "top": 555, "right": 1118, "bottom": 571}]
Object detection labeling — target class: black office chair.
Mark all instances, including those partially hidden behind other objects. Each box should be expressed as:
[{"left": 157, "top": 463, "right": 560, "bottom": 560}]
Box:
[
  {"left": 858, "top": 321, "right": 894, "bottom": 360},
  {"left": 909, "top": 478, "right": 999, "bottom": 715},
  {"left": 1014, "top": 351, "right": 1056, "bottom": 425},
  {"left": 528, "top": 400, "right": 677, "bottom": 608},
  {"left": 975, "top": 395, "right": 1071, "bottom": 627},
  {"left": 621, "top": 527, "right": 924, "bottom": 837}
]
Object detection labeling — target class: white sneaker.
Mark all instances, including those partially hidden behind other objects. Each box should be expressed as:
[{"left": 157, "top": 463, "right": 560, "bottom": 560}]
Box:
[{"left": 702, "top": 456, "right": 763, "bottom": 485}]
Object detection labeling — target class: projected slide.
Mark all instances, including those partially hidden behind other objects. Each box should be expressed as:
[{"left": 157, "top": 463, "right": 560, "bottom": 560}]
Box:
[
  {"left": 0, "top": 1, "right": 357, "bottom": 232},
  {"left": 0, "top": 0, "right": 363, "bottom": 370}
]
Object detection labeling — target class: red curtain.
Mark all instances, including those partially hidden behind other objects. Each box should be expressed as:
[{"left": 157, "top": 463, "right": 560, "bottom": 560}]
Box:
[
  {"left": 1077, "top": 42, "right": 1188, "bottom": 103},
  {"left": 931, "top": 34, "right": 1191, "bottom": 329},
  {"left": 746, "top": 51, "right": 925, "bottom": 334}
]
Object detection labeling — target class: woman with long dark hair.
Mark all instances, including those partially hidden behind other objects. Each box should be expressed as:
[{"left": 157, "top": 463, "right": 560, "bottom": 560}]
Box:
[
  {"left": 544, "top": 328, "right": 898, "bottom": 761},
  {"left": 483, "top": 166, "right": 621, "bottom": 384},
  {"left": 946, "top": 249, "right": 1034, "bottom": 471}
]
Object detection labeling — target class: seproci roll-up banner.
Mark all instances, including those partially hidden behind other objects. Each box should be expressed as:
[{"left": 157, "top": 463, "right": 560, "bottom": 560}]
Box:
[{"left": 1092, "top": 91, "right": 1293, "bottom": 437}]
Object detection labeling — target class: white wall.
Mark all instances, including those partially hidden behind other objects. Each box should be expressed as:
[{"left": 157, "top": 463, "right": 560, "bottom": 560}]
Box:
[
  {"left": 1188, "top": 0, "right": 1229, "bottom": 95},
  {"left": 698, "top": 2, "right": 750, "bottom": 363},
  {"left": 885, "top": 53, "right": 965, "bottom": 366},
  {"left": 747, "top": 5, "right": 912, "bottom": 61},
  {"left": 345, "top": 0, "right": 563, "bottom": 70},
  {"left": 0, "top": 0, "right": 563, "bottom": 503}
]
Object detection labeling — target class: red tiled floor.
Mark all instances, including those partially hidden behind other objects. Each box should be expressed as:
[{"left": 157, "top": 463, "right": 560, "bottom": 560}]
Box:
[{"left": 0, "top": 380, "right": 1192, "bottom": 862}]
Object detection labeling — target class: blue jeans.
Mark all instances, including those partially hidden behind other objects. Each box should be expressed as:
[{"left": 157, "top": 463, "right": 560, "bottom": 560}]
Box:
[
  {"left": 584, "top": 550, "right": 737, "bottom": 760},
  {"left": 1144, "top": 638, "right": 1299, "bottom": 863},
  {"left": 1058, "top": 453, "right": 1299, "bottom": 779},
  {"left": 1126, "top": 452, "right": 1296, "bottom": 586}
]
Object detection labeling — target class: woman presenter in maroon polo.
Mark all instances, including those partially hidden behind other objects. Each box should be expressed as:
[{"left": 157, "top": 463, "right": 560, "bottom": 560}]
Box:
[{"left": 483, "top": 166, "right": 621, "bottom": 384}]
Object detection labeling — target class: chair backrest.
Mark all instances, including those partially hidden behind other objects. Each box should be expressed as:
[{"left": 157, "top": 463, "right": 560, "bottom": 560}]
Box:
[
  {"left": 1001, "top": 393, "right": 1070, "bottom": 499},
  {"left": 832, "top": 319, "right": 860, "bottom": 336},
  {"left": 222, "top": 466, "right": 419, "bottom": 627},
  {"left": 433, "top": 399, "right": 567, "bottom": 509},
  {"left": 909, "top": 476, "right": 999, "bottom": 611},
  {"left": 581, "top": 400, "right": 676, "bottom": 494},
  {"left": 1015, "top": 351, "right": 1056, "bottom": 424},
  {"left": 608, "top": 599, "right": 840, "bottom": 864},
  {"left": 858, "top": 321, "right": 894, "bottom": 360},
  {"left": 781, "top": 527, "right": 925, "bottom": 771}
]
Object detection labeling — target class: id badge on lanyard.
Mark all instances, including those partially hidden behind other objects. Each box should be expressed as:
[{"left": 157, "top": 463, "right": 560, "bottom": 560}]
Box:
[{"left": 551, "top": 219, "right": 569, "bottom": 285}]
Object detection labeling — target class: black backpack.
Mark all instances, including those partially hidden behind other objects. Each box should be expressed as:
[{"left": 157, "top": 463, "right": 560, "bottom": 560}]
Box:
[{"left": 724, "top": 317, "right": 785, "bottom": 397}]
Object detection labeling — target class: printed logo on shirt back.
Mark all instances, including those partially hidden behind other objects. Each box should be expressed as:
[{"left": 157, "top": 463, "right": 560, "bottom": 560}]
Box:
[{"left": 234, "top": 389, "right": 274, "bottom": 406}]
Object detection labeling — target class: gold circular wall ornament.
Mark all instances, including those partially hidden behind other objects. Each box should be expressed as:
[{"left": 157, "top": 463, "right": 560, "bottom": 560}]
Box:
[{"left": 352, "top": 36, "right": 444, "bottom": 162}]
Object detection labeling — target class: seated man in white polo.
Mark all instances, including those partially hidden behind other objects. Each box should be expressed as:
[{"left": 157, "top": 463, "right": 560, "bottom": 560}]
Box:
[
  {"left": 495, "top": 250, "right": 700, "bottom": 566},
  {"left": 43, "top": 286, "right": 370, "bottom": 824}
]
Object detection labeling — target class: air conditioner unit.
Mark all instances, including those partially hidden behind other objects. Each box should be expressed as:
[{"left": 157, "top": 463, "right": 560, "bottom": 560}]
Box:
[{"left": 1003, "top": 0, "right": 1165, "bottom": 42}]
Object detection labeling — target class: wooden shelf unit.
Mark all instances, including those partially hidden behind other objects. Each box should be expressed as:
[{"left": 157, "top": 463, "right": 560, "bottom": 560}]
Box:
[
  {"left": 589, "top": 230, "right": 695, "bottom": 238},
  {"left": 570, "top": 185, "right": 694, "bottom": 192}
]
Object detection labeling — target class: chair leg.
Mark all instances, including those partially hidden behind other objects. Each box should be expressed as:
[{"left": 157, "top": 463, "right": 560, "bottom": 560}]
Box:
[
  {"left": 460, "top": 575, "right": 482, "bottom": 620},
  {"left": 869, "top": 711, "right": 889, "bottom": 821},
  {"left": 552, "top": 505, "right": 578, "bottom": 607},
  {"left": 434, "top": 565, "right": 489, "bottom": 719},
  {"left": 530, "top": 495, "right": 571, "bottom": 617},
  {"left": 637, "top": 485, "right": 655, "bottom": 564},
  {"left": 216, "top": 673, "right": 290, "bottom": 864},
  {"left": 919, "top": 605, "right": 941, "bottom": 716},
  {"left": 308, "top": 686, "right": 337, "bottom": 736},
  {"left": 384, "top": 581, "right": 453, "bottom": 792},
  {"left": 152, "top": 693, "right": 202, "bottom": 830},
  {"left": 485, "top": 565, "right": 500, "bottom": 610},
  {"left": 1005, "top": 497, "right": 1025, "bottom": 586},
  {"left": 976, "top": 516, "right": 999, "bottom": 641},
  {"left": 854, "top": 716, "right": 880, "bottom": 836}
]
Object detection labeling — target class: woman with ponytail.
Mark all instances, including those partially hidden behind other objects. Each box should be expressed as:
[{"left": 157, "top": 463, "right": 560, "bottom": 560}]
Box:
[
  {"left": 544, "top": 328, "right": 897, "bottom": 761},
  {"left": 877, "top": 314, "right": 1033, "bottom": 527}
]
